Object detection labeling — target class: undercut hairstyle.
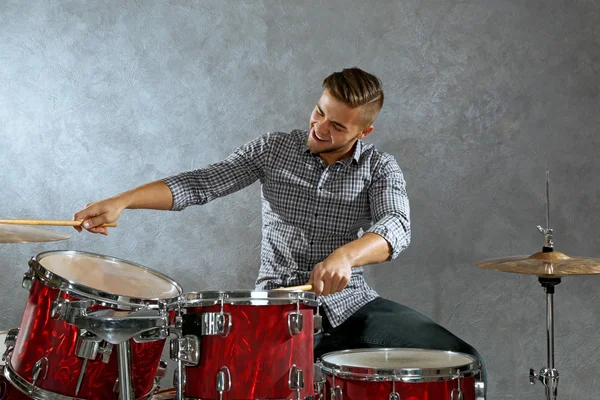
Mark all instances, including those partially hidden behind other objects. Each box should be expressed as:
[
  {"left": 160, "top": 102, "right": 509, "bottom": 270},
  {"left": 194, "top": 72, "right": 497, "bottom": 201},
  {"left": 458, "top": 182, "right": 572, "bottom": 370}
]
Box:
[{"left": 322, "top": 67, "right": 384, "bottom": 128}]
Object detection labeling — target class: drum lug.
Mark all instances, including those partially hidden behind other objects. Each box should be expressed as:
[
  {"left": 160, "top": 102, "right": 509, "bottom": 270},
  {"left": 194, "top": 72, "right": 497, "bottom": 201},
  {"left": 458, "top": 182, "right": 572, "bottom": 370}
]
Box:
[
  {"left": 451, "top": 375, "right": 464, "bottom": 400},
  {"left": 201, "top": 312, "right": 232, "bottom": 337},
  {"left": 52, "top": 298, "right": 94, "bottom": 324},
  {"left": 30, "top": 357, "right": 49, "bottom": 396},
  {"left": 155, "top": 359, "right": 168, "bottom": 385},
  {"left": 289, "top": 365, "right": 304, "bottom": 399},
  {"left": 2, "top": 328, "right": 18, "bottom": 362},
  {"left": 75, "top": 330, "right": 113, "bottom": 365},
  {"left": 313, "top": 363, "right": 326, "bottom": 400},
  {"left": 216, "top": 366, "right": 231, "bottom": 397},
  {"left": 170, "top": 335, "right": 200, "bottom": 366},
  {"left": 331, "top": 386, "right": 343, "bottom": 400},
  {"left": 289, "top": 298, "right": 304, "bottom": 336},
  {"left": 313, "top": 305, "right": 323, "bottom": 334},
  {"left": 75, "top": 330, "right": 103, "bottom": 359},
  {"left": 475, "top": 380, "right": 486, "bottom": 400},
  {"left": 289, "top": 365, "right": 304, "bottom": 390},
  {"left": 388, "top": 381, "right": 400, "bottom": 400},
  {"left": 3, "top": 328, "right": 19, "bottom": 349},
  {"left": 288, "top": 312, "right": 304, "bottom": 336},
  {"left": 22, "top": 267, "right": 34, "bottom": 291}
]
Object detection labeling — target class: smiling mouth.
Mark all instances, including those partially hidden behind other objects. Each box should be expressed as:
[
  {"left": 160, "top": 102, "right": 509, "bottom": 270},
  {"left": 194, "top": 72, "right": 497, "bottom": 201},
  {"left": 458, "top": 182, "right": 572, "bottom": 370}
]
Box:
[{"left": 311, "top": 128, "right": 329, "bottom": 143}]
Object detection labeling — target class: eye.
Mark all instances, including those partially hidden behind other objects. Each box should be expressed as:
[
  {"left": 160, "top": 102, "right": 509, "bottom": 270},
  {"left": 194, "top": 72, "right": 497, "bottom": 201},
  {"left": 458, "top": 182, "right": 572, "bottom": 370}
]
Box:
[
  {"left": 315, "top": 107, "right": 324, "bottom": 116},
  {"left": 332, "top": 125, "right": 341, "bottom": 132}
]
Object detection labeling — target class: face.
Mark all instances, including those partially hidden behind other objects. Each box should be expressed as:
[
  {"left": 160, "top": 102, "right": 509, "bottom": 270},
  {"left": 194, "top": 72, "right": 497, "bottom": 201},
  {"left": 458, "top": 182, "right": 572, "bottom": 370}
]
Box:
[{"left": 307, "top": 90, "right": 374, "bottom": 165}]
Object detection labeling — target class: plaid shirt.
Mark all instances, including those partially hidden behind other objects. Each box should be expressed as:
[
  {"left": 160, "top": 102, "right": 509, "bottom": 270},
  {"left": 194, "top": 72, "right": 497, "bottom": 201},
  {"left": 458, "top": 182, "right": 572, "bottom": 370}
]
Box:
[{"left": 162, "top": 129, "right": 411, "bottom": 327}]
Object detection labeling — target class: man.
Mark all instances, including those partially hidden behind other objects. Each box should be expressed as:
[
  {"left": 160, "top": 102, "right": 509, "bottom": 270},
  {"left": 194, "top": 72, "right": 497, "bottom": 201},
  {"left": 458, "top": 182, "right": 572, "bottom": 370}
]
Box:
[{"left": 74, "top": 67, "right": 486, "bottom": 391}]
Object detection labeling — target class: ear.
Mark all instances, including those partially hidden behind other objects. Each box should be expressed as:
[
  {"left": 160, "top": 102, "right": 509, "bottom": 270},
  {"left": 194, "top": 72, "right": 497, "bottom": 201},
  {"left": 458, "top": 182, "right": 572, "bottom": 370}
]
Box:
[{"left": 359, "top": 125, "right": 374, "bottom": 139}]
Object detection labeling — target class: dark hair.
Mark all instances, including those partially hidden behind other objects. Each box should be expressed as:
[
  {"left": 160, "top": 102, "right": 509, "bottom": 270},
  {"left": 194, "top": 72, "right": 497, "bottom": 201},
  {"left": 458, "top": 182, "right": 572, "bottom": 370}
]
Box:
[{"left": 322, "top": 67, "right": 384, "bottom": 126}]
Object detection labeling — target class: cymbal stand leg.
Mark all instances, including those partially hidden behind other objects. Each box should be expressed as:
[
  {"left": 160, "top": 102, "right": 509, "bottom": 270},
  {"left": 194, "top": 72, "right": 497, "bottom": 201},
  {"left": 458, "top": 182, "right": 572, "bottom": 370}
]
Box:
[{"left": 530, "top": 278, "right": 560, "bottom": 400}]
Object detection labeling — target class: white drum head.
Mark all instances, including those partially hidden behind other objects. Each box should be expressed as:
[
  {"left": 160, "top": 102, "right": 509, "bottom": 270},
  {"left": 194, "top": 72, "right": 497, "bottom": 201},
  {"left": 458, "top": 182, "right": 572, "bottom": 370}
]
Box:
[
  {"left": 323, "top": 348, "right": 474, "bottom": 369},
  {"left": 320, "top": 348, "right": 479, "bottom": 382},
  {"left": 35, "top": 251, "right": 181, "bottom": 300}
]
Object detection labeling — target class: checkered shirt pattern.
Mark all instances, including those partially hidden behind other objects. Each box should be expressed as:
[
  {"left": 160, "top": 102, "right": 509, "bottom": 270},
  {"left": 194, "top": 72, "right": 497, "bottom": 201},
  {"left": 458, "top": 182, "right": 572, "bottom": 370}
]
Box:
[{"left": 162, "top": 129, "right": 411, "bottom": 327}]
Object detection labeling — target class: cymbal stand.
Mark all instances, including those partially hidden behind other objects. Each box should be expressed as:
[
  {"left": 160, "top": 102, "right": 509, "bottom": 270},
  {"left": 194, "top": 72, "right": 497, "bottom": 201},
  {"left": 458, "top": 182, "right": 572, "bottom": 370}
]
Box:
[
  {"left": 529, "top": 276, "right": 560, "bottom": 400},
  {"left": 529, "top": 172, "right": 559, "bottom": 399}
]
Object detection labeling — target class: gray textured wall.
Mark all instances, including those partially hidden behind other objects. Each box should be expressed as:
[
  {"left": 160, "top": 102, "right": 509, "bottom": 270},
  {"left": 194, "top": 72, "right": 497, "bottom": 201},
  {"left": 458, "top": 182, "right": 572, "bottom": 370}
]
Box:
[{"left": 1, "top": 0, "right": 599, "bottom": 398}]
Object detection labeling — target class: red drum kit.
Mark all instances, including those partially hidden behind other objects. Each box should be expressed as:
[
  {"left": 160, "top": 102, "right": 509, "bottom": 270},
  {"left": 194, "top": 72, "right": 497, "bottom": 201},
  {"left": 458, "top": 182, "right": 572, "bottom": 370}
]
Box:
[
  {"left": 0, "top": 222, "right": 484, "bottom": 399},
  {"left": 1, "top": 174, "right": 598, "bottom": 400}
]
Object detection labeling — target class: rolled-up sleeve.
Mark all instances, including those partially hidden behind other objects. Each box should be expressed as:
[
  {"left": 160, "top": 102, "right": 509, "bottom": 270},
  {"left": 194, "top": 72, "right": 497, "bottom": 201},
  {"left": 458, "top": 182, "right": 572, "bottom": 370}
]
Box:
[
  {"left": 366, "top": 155, "right": 411, "bottom": 259},
  {"left": 162, "top": 133, "right": 274, "bottom": 211}
]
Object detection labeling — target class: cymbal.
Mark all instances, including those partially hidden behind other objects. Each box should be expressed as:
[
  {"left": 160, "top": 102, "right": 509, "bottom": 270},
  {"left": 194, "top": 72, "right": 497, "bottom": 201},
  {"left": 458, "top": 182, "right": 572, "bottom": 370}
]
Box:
[
  {"left": 0, "top": 223, "right": 71, "bottom": 244},
  {"left": 476, "top": 251, "right": 600, "bottom": 278}
]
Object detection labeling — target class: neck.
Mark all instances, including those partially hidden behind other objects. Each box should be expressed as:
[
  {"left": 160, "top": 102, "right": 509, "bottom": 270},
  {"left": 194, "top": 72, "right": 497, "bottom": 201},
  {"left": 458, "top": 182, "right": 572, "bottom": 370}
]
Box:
[{"left": 319, "top": 142, "right": 358, "bottom": 166}]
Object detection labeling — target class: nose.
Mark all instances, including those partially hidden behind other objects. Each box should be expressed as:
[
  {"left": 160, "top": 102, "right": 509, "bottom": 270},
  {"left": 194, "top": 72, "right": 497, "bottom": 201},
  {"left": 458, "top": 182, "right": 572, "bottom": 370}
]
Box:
[{"left": 314, "top": 121, "right": 330, "bottom": 136}]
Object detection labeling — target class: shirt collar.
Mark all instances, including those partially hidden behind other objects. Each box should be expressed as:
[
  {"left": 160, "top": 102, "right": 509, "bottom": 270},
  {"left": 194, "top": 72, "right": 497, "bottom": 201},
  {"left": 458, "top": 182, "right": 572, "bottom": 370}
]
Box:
[{"left": 301, "top": 131, "right": 363, "bottom": 167}]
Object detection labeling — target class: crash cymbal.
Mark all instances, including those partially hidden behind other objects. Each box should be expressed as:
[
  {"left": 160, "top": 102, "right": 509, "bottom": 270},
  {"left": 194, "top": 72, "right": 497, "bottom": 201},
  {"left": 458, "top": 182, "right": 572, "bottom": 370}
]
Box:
[
  {"left": 0, "top": 223, "right": 71, "bottom": 243},
  {"left": 476, "top": 251, "right": 600, "bottom": 278}
]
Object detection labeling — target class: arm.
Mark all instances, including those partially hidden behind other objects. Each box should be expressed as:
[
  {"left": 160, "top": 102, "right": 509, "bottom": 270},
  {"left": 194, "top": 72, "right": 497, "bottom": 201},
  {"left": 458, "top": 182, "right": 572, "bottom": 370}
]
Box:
[
  {"left": 309, "top": 156, "right": 411, "bottom": 295},
  {"left": 309, "top": 232, "right": 391, "bottom": 295},
  {"left": 73, "top": 181, "right": 174, "bottom": 235},
  {"left": 334, "top": 231, "right": 392, "bottom": 267},
  {"left": 363, "top": 155, "right": 411, "bottom": 259},
  {"left": 74, "top": 133, "right": 275, "bottom": 235}
]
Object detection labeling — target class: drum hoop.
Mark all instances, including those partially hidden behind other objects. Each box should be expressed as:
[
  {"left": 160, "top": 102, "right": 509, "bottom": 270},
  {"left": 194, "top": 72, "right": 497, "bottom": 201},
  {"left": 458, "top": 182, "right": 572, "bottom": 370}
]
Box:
[
  {"left": 319, "top": 348, "right": 481, "bottom": 382},
  {"left": 4, "top": 357, "right": 159, "bottom": 399},
  {"left": 180, "top": 290, "right": 318, "bottom": 307},
  {"left": 30, "top": 250, "right": 182, "bottom": 309}
]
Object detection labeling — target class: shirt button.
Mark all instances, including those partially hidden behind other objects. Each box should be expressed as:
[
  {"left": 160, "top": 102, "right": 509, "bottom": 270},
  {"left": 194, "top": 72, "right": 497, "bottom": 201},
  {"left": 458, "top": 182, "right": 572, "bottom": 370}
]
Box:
[{"left": 318, "top": 187, "right": 322, "bottom": 191}]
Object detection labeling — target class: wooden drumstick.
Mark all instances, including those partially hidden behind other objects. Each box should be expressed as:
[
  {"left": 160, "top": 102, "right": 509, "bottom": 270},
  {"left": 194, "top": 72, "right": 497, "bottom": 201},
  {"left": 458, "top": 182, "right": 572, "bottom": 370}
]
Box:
[
  {"left": 0, "top": 219, "right": 117, "bottom": 228},
  {"left": 274, "top": 284, "right": 313, "bottom": 291}
]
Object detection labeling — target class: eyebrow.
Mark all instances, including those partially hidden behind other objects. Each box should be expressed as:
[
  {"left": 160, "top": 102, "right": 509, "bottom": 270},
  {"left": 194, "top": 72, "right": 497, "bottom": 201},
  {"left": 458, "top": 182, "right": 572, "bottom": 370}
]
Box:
[{"left": 316, "top": 103, "right": 348, "bottom": 130}]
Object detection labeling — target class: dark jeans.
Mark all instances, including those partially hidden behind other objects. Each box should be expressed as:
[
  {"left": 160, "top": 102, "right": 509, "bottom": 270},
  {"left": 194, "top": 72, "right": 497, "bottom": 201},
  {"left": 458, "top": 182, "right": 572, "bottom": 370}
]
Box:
[{"left": 314, "top": 297, "right": 487, "bottom": 396}]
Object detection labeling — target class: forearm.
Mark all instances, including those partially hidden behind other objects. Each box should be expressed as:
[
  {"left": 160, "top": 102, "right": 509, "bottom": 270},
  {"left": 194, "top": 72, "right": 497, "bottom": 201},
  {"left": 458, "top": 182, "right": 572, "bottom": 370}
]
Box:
[
  {"left": 117, "top": 180, "right": 174, "bottom": 210},
  {"left": 334, "top": 232, "right": 392, "bottom": 268}
]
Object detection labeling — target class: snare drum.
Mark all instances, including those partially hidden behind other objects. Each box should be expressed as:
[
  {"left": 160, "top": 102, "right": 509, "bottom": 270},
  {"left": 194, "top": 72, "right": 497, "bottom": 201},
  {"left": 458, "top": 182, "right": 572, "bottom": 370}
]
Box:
[
  {"left": 176, "top": 290, "right": 318, "bottom": 399},
  {"left": 6, "top": 250, "right": 182, "bottom": 400},
  {"left": 319, "top": 348, "right": 480, "bottom": 400},
  {"left": 1, "top": 330, "right": 30, "bottom": 400}
]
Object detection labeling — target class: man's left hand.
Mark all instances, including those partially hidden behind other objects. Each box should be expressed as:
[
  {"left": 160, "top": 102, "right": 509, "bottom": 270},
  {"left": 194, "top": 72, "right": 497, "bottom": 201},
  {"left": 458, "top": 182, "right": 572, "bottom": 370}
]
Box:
[{"left": 308, "top": 251, "right": 353, "bottom": 296}]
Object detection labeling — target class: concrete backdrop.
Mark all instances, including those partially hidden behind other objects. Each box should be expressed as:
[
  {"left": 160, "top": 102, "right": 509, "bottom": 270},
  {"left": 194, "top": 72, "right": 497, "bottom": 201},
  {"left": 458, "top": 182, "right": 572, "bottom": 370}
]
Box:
[{"left": 1, "top": 0, "right": 599, "bottom": 398}]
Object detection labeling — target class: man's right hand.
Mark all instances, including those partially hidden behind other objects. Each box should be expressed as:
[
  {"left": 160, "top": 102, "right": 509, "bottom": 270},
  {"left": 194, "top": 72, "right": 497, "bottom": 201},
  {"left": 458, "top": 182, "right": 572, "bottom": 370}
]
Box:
[
  {"left": 72, "top": 180, "right": 175, "bottom": 235},
  {"left": 73, "top": 196, "right": 128, "bottom": 235}
]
